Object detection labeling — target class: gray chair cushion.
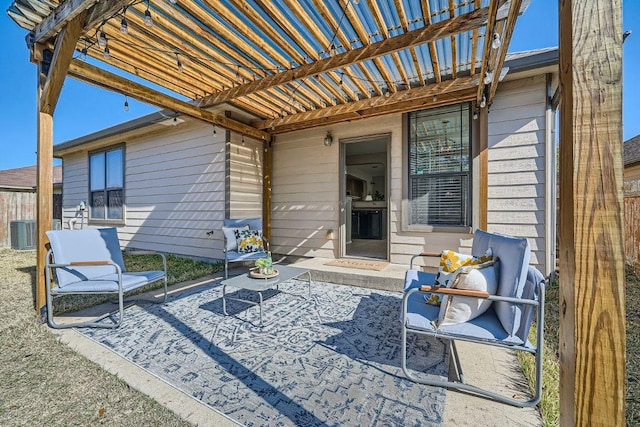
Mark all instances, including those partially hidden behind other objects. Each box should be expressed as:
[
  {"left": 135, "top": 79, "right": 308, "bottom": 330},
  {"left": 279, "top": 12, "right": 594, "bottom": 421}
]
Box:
[
  {"left": 471, "top": 230, "right": 531, "bottom": 338},
  {"left": 52, "top": 270, "right": 165, "bottom": 293},
  {"left": 226, "top": 251, "right": 268, "bottom": 262},
  {"left": 47, "top": 228, "right": 127, "bottom": 288}
]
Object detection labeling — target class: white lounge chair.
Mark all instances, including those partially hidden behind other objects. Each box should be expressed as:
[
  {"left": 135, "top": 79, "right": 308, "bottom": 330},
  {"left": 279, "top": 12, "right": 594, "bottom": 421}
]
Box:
[
  {"left": 45, "top": 228, "right": 167, "bottom": 329},
  {"left": 401, "top": 230, "right": 546, "bottom": 407}
]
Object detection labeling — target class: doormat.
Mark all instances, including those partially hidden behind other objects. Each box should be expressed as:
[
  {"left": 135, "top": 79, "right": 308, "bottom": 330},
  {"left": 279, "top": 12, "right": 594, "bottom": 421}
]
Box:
[{"left": 324, "top": 258, "right": 389, "bottom": 271}]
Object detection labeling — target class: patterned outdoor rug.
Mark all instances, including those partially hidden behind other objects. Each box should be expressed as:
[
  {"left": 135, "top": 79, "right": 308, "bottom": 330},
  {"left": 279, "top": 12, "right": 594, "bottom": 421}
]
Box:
[{"left": 80, "top": 279, "right": 448, "bottom": 426}]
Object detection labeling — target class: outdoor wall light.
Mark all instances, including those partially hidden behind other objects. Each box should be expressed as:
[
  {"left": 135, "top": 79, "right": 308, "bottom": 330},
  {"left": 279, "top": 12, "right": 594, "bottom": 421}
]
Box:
[{"left": 324, "top": 131, "right": 333, "bottom": 147}]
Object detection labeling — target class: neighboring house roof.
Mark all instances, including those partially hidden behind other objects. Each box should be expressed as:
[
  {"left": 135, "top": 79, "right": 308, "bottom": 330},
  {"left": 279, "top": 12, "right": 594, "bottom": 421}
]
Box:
[
  {"left": 0, "top": 165, "right": 62, "bottom": 190},
  {"left": 53, "top": 47, "right": 559, "bottom": 155},
  {"left": 624, "top": 135, "right": 640, "bottom": 167}
]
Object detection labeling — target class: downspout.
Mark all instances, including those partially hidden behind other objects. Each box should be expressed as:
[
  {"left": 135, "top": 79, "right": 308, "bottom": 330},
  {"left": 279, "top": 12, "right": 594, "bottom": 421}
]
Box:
[{"left": 545, "top": 73, "right": 558, "bottom": 276}]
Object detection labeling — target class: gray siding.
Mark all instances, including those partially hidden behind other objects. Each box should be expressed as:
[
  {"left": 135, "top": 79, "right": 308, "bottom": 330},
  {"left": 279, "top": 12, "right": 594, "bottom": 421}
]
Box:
[{"left": 487, "top": 75, "right": 549, "bottom": 269}]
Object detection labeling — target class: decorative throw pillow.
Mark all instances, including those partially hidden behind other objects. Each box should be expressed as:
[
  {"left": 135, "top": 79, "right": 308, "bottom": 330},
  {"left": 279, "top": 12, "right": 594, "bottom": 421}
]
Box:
[
  {"left": 437, "top": 259, "right": 499, "bottom": 327},
  {"left": 424, "top": 293, "right": 442, "bottom": 307},
  {"left": 430, "top": 249, "right": 493, "bottom": 306},
  {"left": 236, "top": 229, "right": 264, "bottom": 253},
  {"left": 222, "top": 225, "right": 249, "bottom": 252}
]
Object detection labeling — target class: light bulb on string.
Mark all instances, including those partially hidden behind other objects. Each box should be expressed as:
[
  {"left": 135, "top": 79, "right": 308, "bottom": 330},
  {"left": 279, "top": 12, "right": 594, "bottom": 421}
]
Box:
[
  {"left": 483, "top": 70, "right": 493, "bottom": 85},
  {"left": 492, "top": 33, "right": 501, "bottom": 50},
  {"left": 480, "top": 94, "right": 487, "bottom": 108},
  {"left": 103, "top": 46, "right": 110, "bottom": 60},
  {"left": 241, "top": 135, "right": 245, "bottom": 146},
  {"left": 212, "top": 124, "right": 217, "bottom": 135},
  {"left": 124, "top": 96, "right": 129, "bottom": 112},
  {"left": 98, "top": 31, "right": 107, "bottom": 48},
  {"left": 169, "top": 0, "right": 178, "bottom": 3},
  {"left": 144, "top": 2, "right": 153, "bottom": 27},
  {"left": 120, "top": 18, "right": 128, "bottom": 34},
  {"left": 352, "top": 0, "right": 359, "bottom": 4}
]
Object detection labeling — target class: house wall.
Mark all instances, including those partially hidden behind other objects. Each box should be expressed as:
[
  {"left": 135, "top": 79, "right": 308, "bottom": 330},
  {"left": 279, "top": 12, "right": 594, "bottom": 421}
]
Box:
[
  {"left": 271, "top": 115, "right": 474, "bottom": 266},
  {"left": 60, "top": 122, "right": 261, "bottom": 261},
  {"left": 57, "top": 75, "right": 551, "bottom": 270},
  {"left": 271, "top": 74, "right": 551, "bottom": 271},
  {"left": 487, "top": 75, "right": 550, "bottom": 269},
  {"left": 623, "top": 163, "right": 640, "bottom": 264}
]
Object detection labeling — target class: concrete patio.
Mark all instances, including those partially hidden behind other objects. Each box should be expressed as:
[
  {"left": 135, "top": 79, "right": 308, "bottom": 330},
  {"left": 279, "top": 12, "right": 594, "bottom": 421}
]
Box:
[{"left": 52, "top": 261, "right": 542, "bottom": 426}]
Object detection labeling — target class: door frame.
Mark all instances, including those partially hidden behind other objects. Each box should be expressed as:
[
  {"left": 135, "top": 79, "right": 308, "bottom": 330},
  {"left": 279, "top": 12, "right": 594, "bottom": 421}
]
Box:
[{"left": 339, "top": 133, "right": 391, "bottom": 259}]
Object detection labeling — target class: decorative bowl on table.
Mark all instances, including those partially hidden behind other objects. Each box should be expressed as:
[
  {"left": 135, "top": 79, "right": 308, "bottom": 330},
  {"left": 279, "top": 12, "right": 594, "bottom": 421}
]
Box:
[{"left": 249, "top": 267, "right": 279, "bottom": 279}]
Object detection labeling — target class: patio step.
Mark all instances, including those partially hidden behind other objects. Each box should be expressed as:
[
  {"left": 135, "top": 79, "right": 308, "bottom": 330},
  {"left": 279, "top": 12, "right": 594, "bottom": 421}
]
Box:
[{"left": 284, "top": 257, "right": 407, "bottom": 293}]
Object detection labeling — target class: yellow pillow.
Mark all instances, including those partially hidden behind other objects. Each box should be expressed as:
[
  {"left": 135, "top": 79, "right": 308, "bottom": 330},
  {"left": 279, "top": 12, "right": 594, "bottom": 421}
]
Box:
[
  {"left": 236, "top": 229, "right": 264, "bottom": 253},
  {"left": 427, "top": 249, "right": 493, "bottom": 307}
]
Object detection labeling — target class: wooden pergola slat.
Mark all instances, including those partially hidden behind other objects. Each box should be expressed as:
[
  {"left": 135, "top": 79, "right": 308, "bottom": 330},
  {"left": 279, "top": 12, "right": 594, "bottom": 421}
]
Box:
[
  {"left": 197, "top": 5, "right": 491, "bottom": 108},
  {"left": 67, "top": 59, "right": 269, "bottom": 141},
  {"left": 253, "top": 76, "right": 477, "bottom": 132}
]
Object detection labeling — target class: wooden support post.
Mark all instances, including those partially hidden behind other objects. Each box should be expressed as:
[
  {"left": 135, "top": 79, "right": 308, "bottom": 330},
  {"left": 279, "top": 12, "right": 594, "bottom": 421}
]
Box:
[
  {"left": 262, "top": 138, "right": 273, "bottom": 242},
  {"left": 558, "top": 0, "right": 625, "bottom": 424},
  {"left": 36, "top": 51, "right": 53, "bottom": 317},
  {"left": 478, "top": 107, "right": 488, "bottom": 230}
]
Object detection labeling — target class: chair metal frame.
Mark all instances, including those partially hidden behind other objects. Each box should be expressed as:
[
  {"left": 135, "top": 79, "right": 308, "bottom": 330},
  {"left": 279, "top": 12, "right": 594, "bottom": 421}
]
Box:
[
  {"left": 401, "top": 252, "right": 546, "bottom": 407},
  {"left": 45, "top": 233, "right": 168, "bottom": 329},
  {"left": 223, "top": 218, "right": 270, "bottom": 279}
]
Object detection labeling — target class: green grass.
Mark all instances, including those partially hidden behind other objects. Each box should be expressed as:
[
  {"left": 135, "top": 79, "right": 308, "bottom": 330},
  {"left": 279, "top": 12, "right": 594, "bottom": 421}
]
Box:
[
  {"left": 0, "top": 248, "right": 222, "bottom": 426},
  {"left": 517, "top": 268, "right": 639, "bottom": 426}
]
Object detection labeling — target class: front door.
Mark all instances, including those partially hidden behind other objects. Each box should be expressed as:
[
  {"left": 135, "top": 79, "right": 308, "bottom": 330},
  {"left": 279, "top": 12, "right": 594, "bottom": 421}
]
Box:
[{"left": 340, "top": 135, "right": 389, "bottom": 260}]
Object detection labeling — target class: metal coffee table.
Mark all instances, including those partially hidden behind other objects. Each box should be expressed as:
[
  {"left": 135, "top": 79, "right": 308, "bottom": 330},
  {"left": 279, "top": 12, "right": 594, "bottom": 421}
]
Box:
[{"left": 221, "top": 265, "right": 311, "bottom": 326}]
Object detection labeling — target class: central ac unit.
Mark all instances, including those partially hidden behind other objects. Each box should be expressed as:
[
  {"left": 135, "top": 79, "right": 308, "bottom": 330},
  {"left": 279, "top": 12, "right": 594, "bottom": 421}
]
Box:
[{"left": 10, "top": 220, "right": 37, "bottom": 250}]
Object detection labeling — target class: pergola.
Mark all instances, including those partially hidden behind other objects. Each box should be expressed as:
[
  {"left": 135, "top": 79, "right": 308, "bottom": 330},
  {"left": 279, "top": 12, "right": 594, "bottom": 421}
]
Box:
[{"left": 8, "top": 0, "right": 625, "bottom": 423}]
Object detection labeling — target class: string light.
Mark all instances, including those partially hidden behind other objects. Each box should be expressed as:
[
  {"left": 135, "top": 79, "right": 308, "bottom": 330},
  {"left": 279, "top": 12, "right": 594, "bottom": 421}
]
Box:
[
  {"left": 103, "top": 46, "right": 110, "bottom": 60},
  {"left": 175, "top": 53, "right": 184, "bottom": 72},
  {"left": 241, "top": 135, "right": 245, "bottom": 146},
  {"left": 123, "top": 96, "right": 129, "bottom": 112},
  {"left": 480, "top": 94, "right": 487, "bottom": 108},
  {"left": 483, "top": 70, "right": 493, "bottom": 84},
  {"left": 212, "top": 124, "right": 217, "bottom": 135},
  {"left": 352, "top": 0, "right": 360, "bottom": 4},
  {"left": 144, "top": 1, "right": 153, "bottom": 27},
  {"left": 169, "top": 0, "right": 178, "bottom": 4},
  {"left": 98, "top": 30, "right": 107, "bottom": 48},
  {"left": 492, "top": 33, "right": 501, "bottom": 50},
  {"left": 120, "top": 17, "right": 128, "bottom": 34}
]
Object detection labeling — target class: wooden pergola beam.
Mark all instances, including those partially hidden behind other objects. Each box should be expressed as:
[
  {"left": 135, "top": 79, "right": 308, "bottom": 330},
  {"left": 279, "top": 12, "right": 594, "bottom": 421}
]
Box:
[
  {"left": 254, "top": 77, "right": 477, "bottom": 133},
  {"left": 475, "top": 0, "right": 499, "bottom": 106},
  {"left": 558, "top": 0, "right": 625, "bottom": 424},
  {"left": 67, "top": 59, "right": 270, "bottom": 141},
  {"left": 39, "top": 10, "right": 86, "bottom": 114},
  {"left": 32, "top": 0, "right": 131, "bottom": 44},
  {"left": 198, "top": 5, "right": 492, "bottom": 108},
  {"left": 486, "top": 0, "right": 522, "bottom": 104}
]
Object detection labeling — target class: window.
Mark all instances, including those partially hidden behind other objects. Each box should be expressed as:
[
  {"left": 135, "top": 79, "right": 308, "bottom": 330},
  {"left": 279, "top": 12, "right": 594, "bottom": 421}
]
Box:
[
  {"left": 408, "top": 103, "right": 471, "bottom": 227},
  {"left": 89, "top": 146, "right": 124, "bottom": 221}
]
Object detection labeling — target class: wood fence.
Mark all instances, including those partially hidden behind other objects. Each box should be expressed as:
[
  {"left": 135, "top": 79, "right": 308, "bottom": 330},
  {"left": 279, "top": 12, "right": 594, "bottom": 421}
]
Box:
[{"left": 0, "top": 190, "right": 62, "bottom": 248}]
